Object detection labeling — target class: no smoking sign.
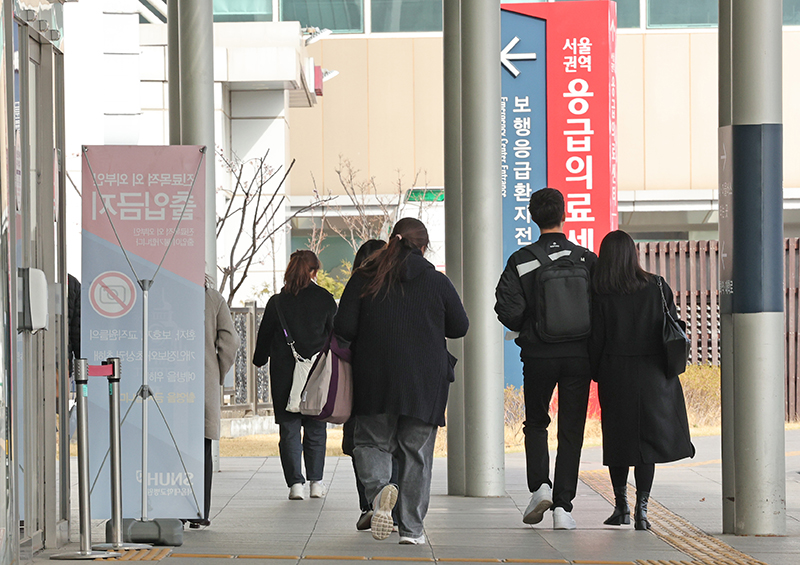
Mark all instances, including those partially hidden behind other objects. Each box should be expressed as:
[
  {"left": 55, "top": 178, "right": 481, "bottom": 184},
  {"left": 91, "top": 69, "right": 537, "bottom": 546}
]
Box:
[{"left": 89, "top": 272, "right": 137, "bottom": 318}]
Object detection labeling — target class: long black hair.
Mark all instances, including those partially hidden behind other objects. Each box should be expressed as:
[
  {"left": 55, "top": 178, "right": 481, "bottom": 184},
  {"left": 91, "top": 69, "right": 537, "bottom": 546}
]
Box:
[
  {"left": 358, "top": 218, "right": 429, "bottom": 298},
  {"left": 593, "top": 230, "right": 652, "bottom": 295},
  {"left": 353, "top": 239, "right": 387, "bottom": 271}
]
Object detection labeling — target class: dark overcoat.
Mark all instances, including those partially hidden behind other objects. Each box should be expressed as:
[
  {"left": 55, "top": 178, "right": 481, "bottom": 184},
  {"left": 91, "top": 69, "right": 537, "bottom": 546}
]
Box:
[
  {"left": 589, "top": 277, "right": 695, "bottom": 466},
  {"left": 334, "top": 250, "right": 469, "bottom": 427},
  {"left": 252, "top": 283, "right": 337, "bottom": 424}
]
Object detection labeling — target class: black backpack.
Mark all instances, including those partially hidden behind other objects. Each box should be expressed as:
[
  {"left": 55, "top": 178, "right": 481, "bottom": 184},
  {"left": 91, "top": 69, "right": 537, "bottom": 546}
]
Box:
[{"left": 525, "top": 243, "right": 591, "bottom": 343}]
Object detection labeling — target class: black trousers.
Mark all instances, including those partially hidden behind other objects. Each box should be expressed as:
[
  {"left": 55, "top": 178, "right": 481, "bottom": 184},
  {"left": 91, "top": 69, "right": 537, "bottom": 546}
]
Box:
[{"left": 522, "top": 356, "right": 591, "bottom": 512}]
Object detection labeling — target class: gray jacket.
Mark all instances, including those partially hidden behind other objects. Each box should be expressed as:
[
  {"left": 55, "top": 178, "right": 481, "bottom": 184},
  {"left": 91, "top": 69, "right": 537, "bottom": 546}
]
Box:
[{"left": 205, "top": 288, "right": 240, "bottom": 440}]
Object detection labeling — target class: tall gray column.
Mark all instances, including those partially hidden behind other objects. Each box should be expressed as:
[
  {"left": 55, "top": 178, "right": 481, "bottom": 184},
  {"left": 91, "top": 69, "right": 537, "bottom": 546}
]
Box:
[
  {"left": 171, "top": 0, "right": 217, "bottom": 284},
  {"left": 717, "top": 0, "right": 735, "bottom": 535},
  {"left": 168, "top": 0, "right": 181, "bottom": 146},
  {"left": 443, "top": 0, "right": 466, "bottom": 496},
  {"left": 730, "top": 0, "right": 786, "bottom": 535},
  {"left": 460, "top": 0, "right": 505, "bottom": 497}
]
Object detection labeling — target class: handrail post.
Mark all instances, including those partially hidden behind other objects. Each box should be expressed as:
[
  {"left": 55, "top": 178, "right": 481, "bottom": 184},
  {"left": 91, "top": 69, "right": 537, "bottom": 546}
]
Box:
[{"left": 246, "top": 300, "right": 257, "bottom": 415}]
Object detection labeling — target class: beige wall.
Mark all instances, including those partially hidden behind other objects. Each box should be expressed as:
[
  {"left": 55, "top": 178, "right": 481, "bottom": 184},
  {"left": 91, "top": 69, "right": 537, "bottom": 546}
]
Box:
[
  {"left": 289, "top": 37, "right": 443, "bottom": 196},
  {"left": 290, "top": 30, "right": 800, "bottom": 197}
]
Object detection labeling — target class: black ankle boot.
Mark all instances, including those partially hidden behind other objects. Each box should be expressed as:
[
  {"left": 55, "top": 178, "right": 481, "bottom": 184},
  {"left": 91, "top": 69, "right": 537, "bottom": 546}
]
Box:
[
  {"left": 604, "top": 486, "right": 631, "bottom": 525},
  {"left": 634, "top": 491, "right": 651, "bottom": 530}
]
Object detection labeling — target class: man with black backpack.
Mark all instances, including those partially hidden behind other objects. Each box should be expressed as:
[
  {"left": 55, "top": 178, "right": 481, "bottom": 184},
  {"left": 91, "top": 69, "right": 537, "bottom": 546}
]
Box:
[{"left": 495, "top": 187, "right": 597, "bottom": 530}]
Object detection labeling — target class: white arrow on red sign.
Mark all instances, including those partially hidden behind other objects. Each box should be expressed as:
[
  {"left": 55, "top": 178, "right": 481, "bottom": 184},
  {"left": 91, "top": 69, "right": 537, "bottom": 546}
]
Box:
[{"left": 501, "top": 36, "right": 537, "bottom": 78}]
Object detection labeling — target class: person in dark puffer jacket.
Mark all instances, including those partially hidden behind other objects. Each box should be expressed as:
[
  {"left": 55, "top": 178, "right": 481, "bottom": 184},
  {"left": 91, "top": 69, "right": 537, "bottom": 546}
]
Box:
[{"left": 334, "top": 218, "right": 469, "bottom": 545}]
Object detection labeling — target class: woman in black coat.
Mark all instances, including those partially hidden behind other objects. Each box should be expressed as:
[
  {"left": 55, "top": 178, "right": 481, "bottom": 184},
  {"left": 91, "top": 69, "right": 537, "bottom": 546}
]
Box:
[
  {"left": 589, "top": 230, "right": 694, "bottom": 530},
  {"left": 253, "top": 250, "right": 337, "bottom": 500},
  {"left": 339, "top": 239, "right": 398, "bottom": 531},
  {"left": 334, "top": 218, "right": 469, "bottom": 545}
]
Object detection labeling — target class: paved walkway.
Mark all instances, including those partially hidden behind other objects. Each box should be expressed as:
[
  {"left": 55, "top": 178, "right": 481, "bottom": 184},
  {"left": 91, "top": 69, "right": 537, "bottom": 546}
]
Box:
[{"left": 37, "top": 429, "right": 800, "bottom": 564}]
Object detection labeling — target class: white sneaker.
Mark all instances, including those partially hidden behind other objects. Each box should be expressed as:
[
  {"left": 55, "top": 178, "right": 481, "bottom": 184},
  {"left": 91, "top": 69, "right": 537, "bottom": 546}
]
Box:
[
  {"left": 553, "top": 507, "right": 577, "bottom": 530},
  {"left": 522, "top": 484, "right": 553, "bottom": 524},
  {"left": 310, "top": 481, "right": 326, "bottom": 498},
  {"left": 371, "top": 484, "right": 398, "bottom": 540},
  {"left": 399, "top": 534, "right": 426, "bottom": 545},
  {"left": 289, "top": 483, "right": 305, "bottom": 500}
]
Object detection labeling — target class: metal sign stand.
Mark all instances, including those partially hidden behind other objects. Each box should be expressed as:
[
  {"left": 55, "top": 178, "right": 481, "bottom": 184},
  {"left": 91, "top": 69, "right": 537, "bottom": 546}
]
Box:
[
  {"left": 139, "top": 280, "right": 153, "bottom": 522},
  {"left": 93, "top": 358, "right": 151, "bottom": 551},
  {"left": 51, "top": 359, "right": 121, "bottom": 560}
]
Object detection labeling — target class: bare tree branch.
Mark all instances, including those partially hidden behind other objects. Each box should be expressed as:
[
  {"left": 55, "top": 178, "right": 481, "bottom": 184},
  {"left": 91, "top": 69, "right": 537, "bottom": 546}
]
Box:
[{"left": 215, "top": 149, "right": 333, "bottom": 306}]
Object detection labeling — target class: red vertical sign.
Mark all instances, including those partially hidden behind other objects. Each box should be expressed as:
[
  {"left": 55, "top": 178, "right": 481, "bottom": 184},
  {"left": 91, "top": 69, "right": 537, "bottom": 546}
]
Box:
[{"left": 503, "top": 1, "right": 618, "bottom": 252}]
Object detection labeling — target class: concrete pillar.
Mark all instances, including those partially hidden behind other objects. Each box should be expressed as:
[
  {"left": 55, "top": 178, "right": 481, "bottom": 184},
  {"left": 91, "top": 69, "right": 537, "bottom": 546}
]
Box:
[
  {"left": 730, "top": 0, "right": 786, "bottom": 536},
  {"left": 443, "top": 0, "right": 465, "bottom": 496},
  {"left": 717, "top": 0, "right": 735, "bottom": 535},
  {"left": 461, "top": 0, "right": 505, "bottom": 497},
  {"left": 172, "top": 0, "right": 217, "bottom": 284}
]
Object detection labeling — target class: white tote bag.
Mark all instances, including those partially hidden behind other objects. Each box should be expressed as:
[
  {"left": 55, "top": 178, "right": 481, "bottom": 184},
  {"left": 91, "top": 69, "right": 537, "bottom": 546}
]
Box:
[
  {"left": 274, "top": 295, "right": 319, "bottom": 413},
  {"left": 286, "top": 347, "right": 319, "bottom": 413}
]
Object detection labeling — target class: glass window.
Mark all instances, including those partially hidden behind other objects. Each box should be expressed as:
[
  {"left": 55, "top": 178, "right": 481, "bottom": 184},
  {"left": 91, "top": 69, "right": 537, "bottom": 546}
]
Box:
[
  {"left": 214, "top": 0, "right": 273, "bottom": 22},
  {"left": 372, "top": 0, "right": 442, "bottom": 33},
  {"left": 555, "top": 1, "right": 639, "bottom": 29},
  {"left": 786, "top": 0, "right": 800, "bottom": 25},
  {"left": 281, "top": 0, "right": 364, "bottom": 33},
  {"left": 614, "top": 0, "right": 640, "bottom": 29},
  {"left": 647, "top": 0, "right": 717, "bottom": 28}
]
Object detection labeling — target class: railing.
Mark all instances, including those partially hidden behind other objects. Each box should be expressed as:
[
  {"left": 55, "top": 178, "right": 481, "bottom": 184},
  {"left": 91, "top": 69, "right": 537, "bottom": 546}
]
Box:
[
  {"left": 636, "top": 240, "right": 721, "bottom": 367},
  {"left": 636, "top": 239, "right": 800, "bottom": 421},
  {"left": 223, "top": 301, "right": 272, "bottom": 417}
]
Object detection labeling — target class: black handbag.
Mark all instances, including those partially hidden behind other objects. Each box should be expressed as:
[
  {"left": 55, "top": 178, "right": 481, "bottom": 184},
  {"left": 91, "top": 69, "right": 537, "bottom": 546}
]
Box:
[{"left": 657, "top": 276, "right": 689, "bottom": 378}]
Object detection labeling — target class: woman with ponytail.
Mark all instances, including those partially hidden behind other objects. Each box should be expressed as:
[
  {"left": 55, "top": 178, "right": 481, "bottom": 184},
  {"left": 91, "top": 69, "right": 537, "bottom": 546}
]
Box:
[
  {"left": 253, "top": 250, "right": 337, "bottom": 500},
  {"left": 334, "top": 218, "right": 469, "bottom": 545}
]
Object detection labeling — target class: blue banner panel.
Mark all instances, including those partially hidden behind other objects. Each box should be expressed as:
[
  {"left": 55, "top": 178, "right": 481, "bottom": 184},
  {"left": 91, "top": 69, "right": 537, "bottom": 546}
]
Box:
[{"left": 501, "top": 10, "right": 546, "bottom": 387}]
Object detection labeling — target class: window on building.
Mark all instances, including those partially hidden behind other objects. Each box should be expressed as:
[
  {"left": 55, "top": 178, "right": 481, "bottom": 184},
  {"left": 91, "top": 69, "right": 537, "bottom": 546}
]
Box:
[
  {"left": 214, "top": 0, "right": 273, "bottom": 22},
  {"left": 647, "top": 0, "right": 717, "bottom": 28},
  {"left": 281, "top": 0, "right": 364, "bottom": 33},
  {"left": 372, "top": 0, "right": 442, "bottom": 33},
  {"left": 786, "top": 0, "right": 800, "bottom": 25},
  {"left": 614, "top": 0, "right": 640, "bottom": 29}
]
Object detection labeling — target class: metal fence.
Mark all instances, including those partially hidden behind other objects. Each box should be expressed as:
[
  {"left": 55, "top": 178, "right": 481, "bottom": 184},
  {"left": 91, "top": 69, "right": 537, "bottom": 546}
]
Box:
[
  {"left": 223, "top": 239, "right": 800, "bottom": 421},
  {"left": 636, "top": 240, "right": 721, "bottom": 367},
  {"left": 636, "top": 239, "right": 800, "bottom": 421},
  {"left": 223, "top": 302, "right": 272, "bottom": 417}
]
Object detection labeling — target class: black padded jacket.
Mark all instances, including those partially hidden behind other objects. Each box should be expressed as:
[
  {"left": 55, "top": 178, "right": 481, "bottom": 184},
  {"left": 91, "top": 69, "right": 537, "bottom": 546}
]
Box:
[{"left": 494, "top": 232, "right": 597, "bottom": 359}]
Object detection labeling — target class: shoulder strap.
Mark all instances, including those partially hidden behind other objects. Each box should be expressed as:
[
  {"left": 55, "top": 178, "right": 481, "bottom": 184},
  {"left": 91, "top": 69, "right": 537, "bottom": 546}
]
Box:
[
  {"left": 656, "top": 276, "right": 669, "bottom": 313},
  {"left": 274, "top": 295, "right": 294, "bottom": 345},
  {"left": 525, "top": 242, "right": 552, "bottom": 266}
]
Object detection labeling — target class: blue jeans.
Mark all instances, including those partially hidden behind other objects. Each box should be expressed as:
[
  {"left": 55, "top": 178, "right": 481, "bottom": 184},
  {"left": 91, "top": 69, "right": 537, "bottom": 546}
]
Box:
[
  {"left": 278, "top": 414, "right": 327, "bottom": 487},
  {"left": 353, "top": 414, "right": 437, "bottom": 538}
]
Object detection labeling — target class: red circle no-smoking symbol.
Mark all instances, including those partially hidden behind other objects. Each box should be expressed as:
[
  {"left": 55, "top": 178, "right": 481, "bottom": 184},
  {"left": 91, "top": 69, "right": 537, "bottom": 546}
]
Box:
[{"left": 89, "top": 272, "right": 137, "bottom": 319}]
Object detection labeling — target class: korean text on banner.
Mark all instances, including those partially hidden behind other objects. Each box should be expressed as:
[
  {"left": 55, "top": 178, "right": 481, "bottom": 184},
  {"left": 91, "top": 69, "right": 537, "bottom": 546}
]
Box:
[
  {"left": 81, "top": 145, "right": 206, "bottom": 520},
  {"left": 500, "top": 1, "right": 617, "bottom": 388}
]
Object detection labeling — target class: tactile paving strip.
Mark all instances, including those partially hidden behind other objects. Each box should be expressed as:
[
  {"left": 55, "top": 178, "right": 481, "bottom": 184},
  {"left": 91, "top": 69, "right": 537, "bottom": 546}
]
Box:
[
  {"left": 580, "top": 469, "right": 768, "bottom": 565},
  {"left": 95, "top": 547, "right": 173, "bottom": 561}
]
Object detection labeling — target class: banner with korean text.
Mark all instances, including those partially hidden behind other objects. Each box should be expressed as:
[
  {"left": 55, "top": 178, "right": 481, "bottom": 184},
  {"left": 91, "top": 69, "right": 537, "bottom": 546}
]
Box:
[
  {"left": 81, "top": 145, "right": 206, "bottom": 519},
  {"left": 500, "top": 1, "right": 617, "bottom": 388}
]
